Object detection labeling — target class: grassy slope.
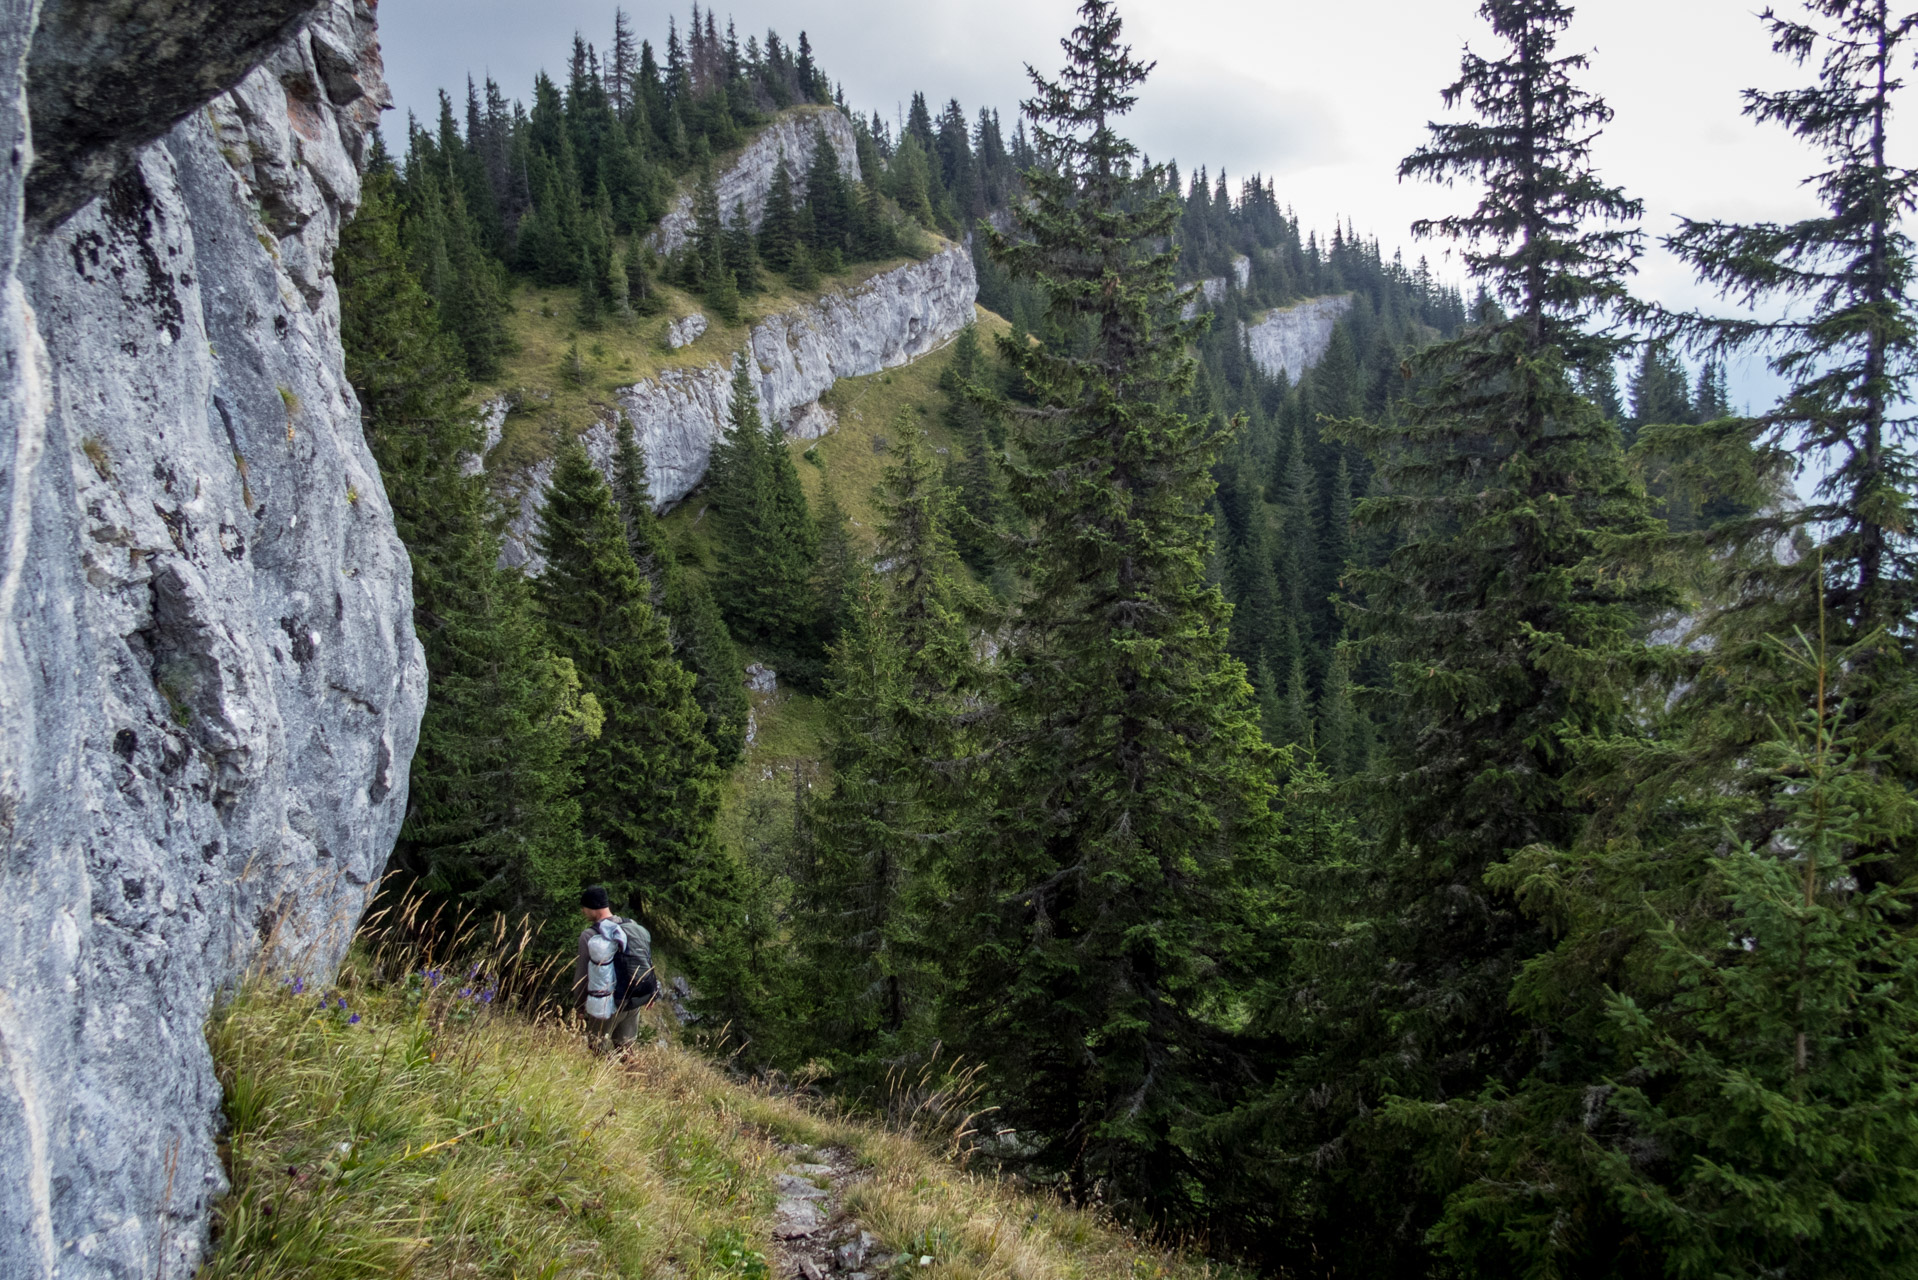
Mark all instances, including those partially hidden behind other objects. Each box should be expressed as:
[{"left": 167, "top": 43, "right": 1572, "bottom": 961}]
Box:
[{"left": 201, "top": 973, "right": 1223, "bottom": 1280}]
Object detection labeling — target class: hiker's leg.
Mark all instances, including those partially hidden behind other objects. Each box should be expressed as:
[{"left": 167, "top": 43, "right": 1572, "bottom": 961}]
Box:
[
  {"left": 609, "top": 1005, "right": 641, "bottom": 1050},
  {"left": 583, "top": 1013, "right": 614, "bottom": 1053}
]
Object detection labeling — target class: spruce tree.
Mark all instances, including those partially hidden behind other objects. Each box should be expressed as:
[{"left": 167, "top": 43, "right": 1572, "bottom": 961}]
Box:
[
  {"left": 789, "top": 569, "right": 914, "bottom": 1062},
  {"left": 758, "top": 154, "right": 800, "bottom": 272},
  {"left": 786, "top": 240, "right": 818, "bottom": 291},
  {"left": 940, "top": 324, "right": 1007, "bottom": 574},
  {"left": 1275, "top": 423, "right": 1323, "bottom": 646},
  {"left": 342, "top": 154, "right": 591, "bottom": 922},
  {"left": 711, "top": 360, "right": 819, "bottom": 670},
  {"left": 803, "top": 123, "right": 853, "bottom": 259},
  {"left": 662, "top": 570, "right": 750, "bottom": 766},
  {"left": 1642, "top": 0, "right": 1918, "bottom": 878},
  {"left": 1593, "top": 624, "right": 1918, "bottom": 1279},
  {"left": 723, "top": 199, "right": 761, "bottom": 295},
  {"left": 1627, "top": 340, "right": 1695, "bottom": 433},
  {"left": 688, "top": 165, "right": 724, "bottom": 289},
  {"left": 960, "top": 0, "right": 1280, "bottom": 1215},
  {"left": 810, "top": 478, "right": 860, "bottom": 648},
  {"left": 609, "top": 416, "right": 749, "bottom": 766},
  {"left": 706, "top": 267, "right": 742, "bottom": 325},
  {"left": 792, "top": 431, "right": 985, "bottom": 1075},
  {"left": 534, "top": 441, "right": 726, "bottom": 940},
  {"left": 1233, "top": 0, "right": 1675, "bottom": 1268},
  {"left": 1435, "top": 8, "right": 1918, "bottom": 1271}
]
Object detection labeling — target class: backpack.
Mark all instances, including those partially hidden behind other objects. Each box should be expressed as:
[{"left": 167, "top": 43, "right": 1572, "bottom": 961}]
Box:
[{"left": 612, "top": 917, "right": 657, "bottom": 1007}]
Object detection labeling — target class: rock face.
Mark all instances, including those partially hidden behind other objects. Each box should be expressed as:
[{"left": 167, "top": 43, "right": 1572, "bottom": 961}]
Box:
[
  {"left": 1182, "top": 254, "right": 1251, "bottom": 317},
  {"left": 496, "top": 244, "right": 978, "bottom": 570},
  {"left": 650, "top": 106, "right": 859, "bottom": 256},
  {"left": 0, "top": 3, "right": 423, "bottom": 1278},
  {"left": 1245, "top": 293, "right": 1355, "bottom": 383},
  {"left": 24, "top": 0, "right": 328, "bottom": 233}
]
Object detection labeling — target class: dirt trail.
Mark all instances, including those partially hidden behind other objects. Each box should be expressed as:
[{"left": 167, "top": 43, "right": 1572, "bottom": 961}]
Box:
[{"left": 771, "top": 1143, "right": 895, "bottom": 1280}]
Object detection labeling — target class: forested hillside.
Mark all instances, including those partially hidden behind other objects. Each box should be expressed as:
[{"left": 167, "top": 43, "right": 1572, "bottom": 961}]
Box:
[{"left": 332, "top": 1, "right": 1918, "bottom": 1277}]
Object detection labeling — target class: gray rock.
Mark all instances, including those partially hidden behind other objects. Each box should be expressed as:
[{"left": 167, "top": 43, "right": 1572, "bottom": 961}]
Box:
[
  {"left": 24, "top": 0, "right": 330, "bottom": 233},
  {"left": 650, "top": 106, "right": 858, "bottom": 257},
  {"left": 664, "top": 311, "right": 709, "bottom": 350},
  {"left": 1180, "top": 256, "right": 1250, "bottom": 319},
  {"left": 0, "top": 4, "right": 421, "bottom": 1279},
  {"left": 775, "top": 1197, "right": 826, "bottom": 1239},
  {"left": 493, "top": 244, "right": 978, "bottom": 564},
  {"left": 1245, "top": 293, "right": 1356, "bottom": 383},
  {"left": 461, "top": 397, "right": 509, "bottom": 478},
  {"left": 744, "top": 663, "right": 778, "bottom": 695},
  {"left": 775, "top": 1172, "right": 831, "bottom": 1200}
]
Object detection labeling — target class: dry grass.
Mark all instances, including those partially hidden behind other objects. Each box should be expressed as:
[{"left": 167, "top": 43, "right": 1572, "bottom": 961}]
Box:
[{"left": 199, "top": 907, "right": 1228, "bottom": 1280}]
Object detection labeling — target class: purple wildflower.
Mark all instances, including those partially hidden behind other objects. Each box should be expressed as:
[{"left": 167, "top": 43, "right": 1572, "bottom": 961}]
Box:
[
  {"left": 348, "top": 1014, "right": 360, "bottom": 1025},
  {"left": 291, "top": 977, "right": 304, "bottom": 995},
  {"left": 457, "top": 987, "right": 473, "bottom": 1000},
  {"left": 337, "top": 997, "right": 347, "bottom": 1010}
]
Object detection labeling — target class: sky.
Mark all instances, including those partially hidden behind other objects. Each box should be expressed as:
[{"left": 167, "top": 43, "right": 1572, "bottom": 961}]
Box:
[{"left": 376, "top": 0, "right": 1862, "bottom": 414}]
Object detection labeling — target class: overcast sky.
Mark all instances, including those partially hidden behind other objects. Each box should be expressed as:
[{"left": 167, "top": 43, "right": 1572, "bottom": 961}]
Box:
[{"left": 377, "top": 0, "right": 1866, "bottom": 412}]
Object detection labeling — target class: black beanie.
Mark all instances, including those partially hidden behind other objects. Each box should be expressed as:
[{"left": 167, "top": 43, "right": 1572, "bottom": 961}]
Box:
[{"left": 579, "top": 885, "right": 610, "bottom": 910}]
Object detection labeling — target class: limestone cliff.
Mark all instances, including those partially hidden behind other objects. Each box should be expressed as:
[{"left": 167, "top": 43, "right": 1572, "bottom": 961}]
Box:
[
  {"left": 1245, "top": 293, "right": 1355, "bottom": 382},
  {"left": 494, "top": 243, "right": 978, "bottom": 571},
  {"left": 0, "top": 3, "right": 423, "bottom": 1277},
  {"left": 650, "top": 105, "right": 859, "bottom": 257}
]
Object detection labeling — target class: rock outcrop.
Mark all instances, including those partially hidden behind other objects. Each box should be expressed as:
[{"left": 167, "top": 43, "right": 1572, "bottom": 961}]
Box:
[
  {"left": 1182, "top": 254, "right": 1251, "bottom": 317},
  {"left": 650, "top": 106, "right": 859, "bottom": 257},
  {"left": 665, "top": 311, "right": 709, "bottom": 349},
  {"left": 1245, "top": 293, "right": 1355, "bottom": 383},
  {"left": 0, "top": 4, "right": 422, "bottom": 1278},
  {"left": 24, "top": 0, "right": 329, "bottom": 233},
  {"left": 496, "top": 244, "right": 978, "bottom": 570}
]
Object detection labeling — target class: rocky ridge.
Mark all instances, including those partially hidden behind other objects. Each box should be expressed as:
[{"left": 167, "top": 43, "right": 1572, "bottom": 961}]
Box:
[
  {"left": 493, "top": 243, "right": 978, "bottom": 571},
  {"left": 1245, "top": 293, "right": 1355, "bottom": 382},
  {"left": 650, "top": 106, "right": 859, "bottom": 257},
  {"left": 0, "top": 4, "right": 423, "bottom": 1278}
]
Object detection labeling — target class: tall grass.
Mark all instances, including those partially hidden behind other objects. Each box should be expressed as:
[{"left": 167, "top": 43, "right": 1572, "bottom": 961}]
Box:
[{"left": 199, "top": 897, "right": 1236, "bottom": 1280}]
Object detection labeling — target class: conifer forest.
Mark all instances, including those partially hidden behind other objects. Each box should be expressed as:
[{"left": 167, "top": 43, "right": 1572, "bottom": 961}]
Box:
[{"left": 342, "top": 0, "right": 1918, "bottom": 1273}]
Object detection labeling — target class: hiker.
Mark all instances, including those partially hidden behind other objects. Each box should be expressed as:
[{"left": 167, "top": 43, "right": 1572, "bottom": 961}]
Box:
[{"left": 574, "top": 886, "right": 657, "bottom": 1054}]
